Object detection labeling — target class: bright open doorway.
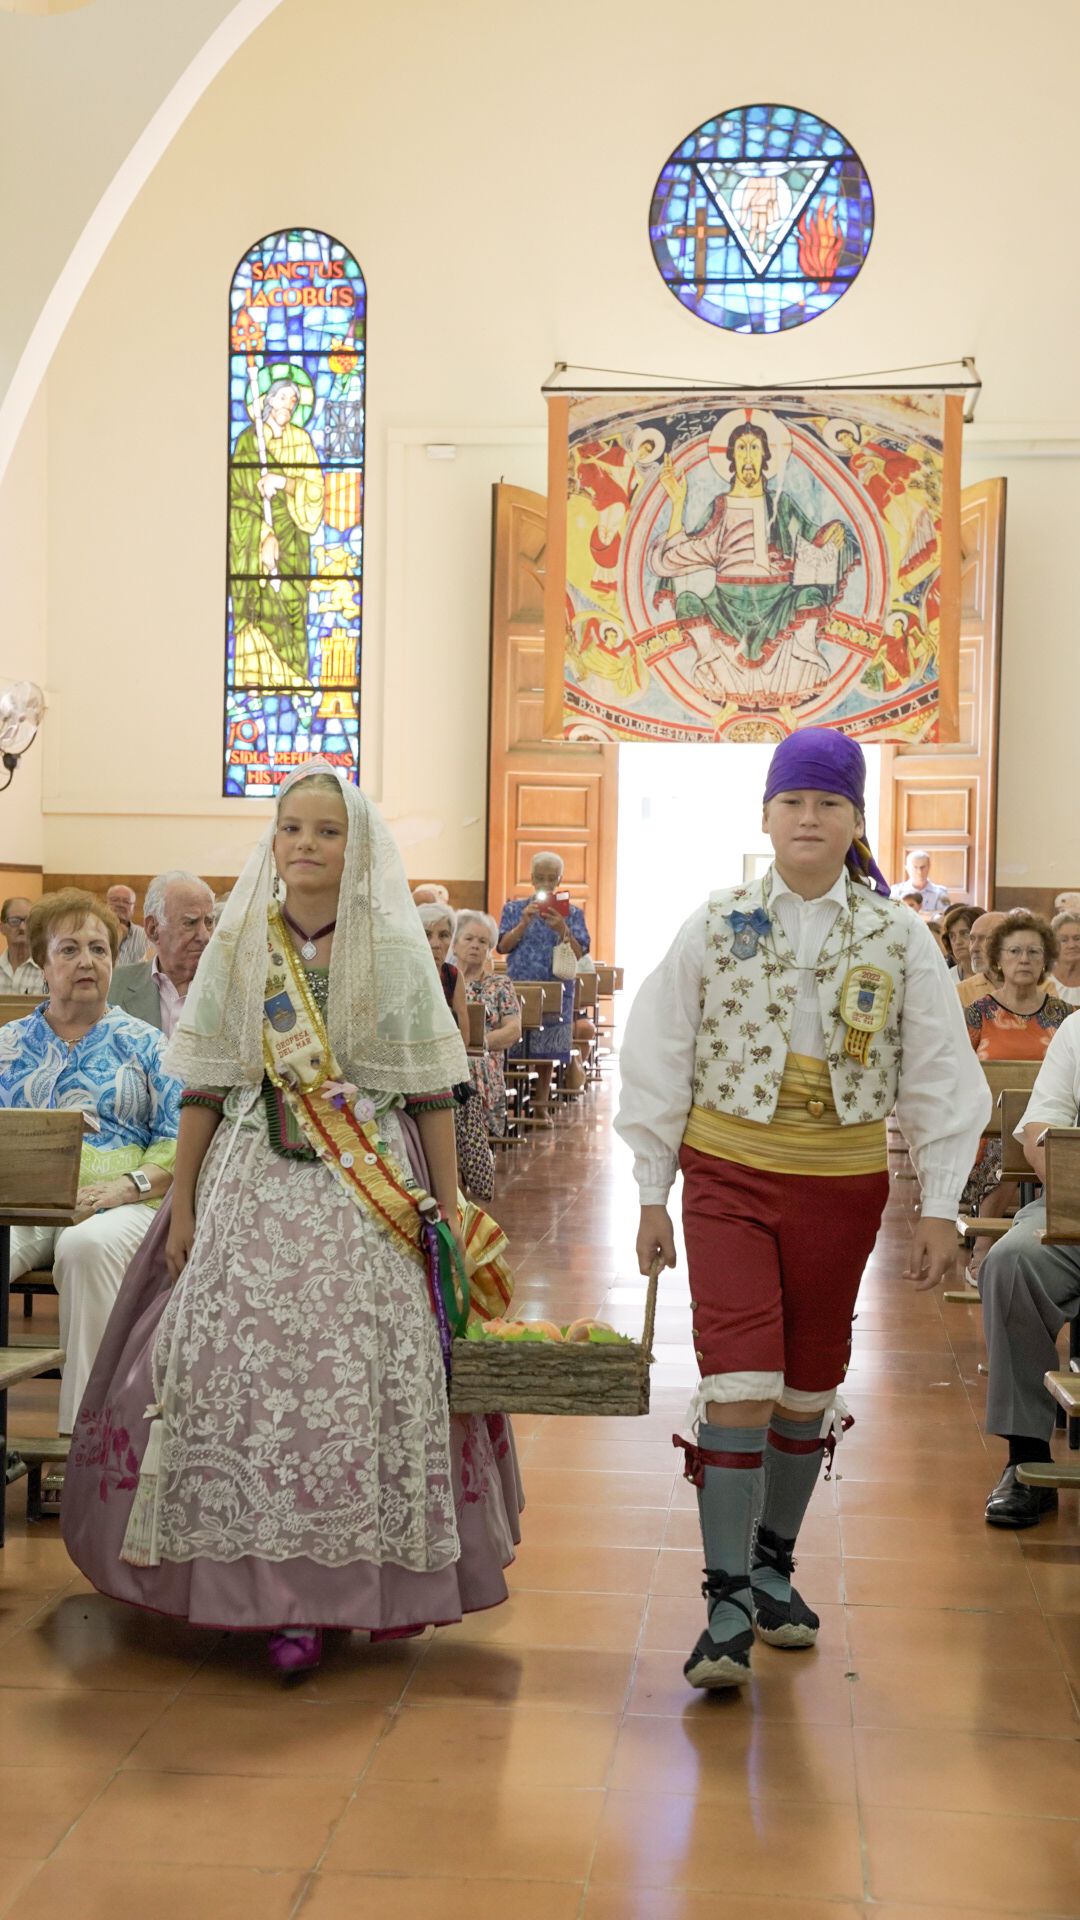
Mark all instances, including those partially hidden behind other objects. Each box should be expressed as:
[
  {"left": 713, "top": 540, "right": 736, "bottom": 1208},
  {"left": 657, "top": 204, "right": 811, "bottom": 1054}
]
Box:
[{"left": 615, "top": 742, "right": 881, "bottom": 1005}]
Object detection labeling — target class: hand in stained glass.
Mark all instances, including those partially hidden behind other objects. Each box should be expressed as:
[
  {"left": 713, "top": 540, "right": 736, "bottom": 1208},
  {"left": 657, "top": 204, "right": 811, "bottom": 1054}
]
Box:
[{"left": 739, "top": 176, "right": 781, "bottom": 252}]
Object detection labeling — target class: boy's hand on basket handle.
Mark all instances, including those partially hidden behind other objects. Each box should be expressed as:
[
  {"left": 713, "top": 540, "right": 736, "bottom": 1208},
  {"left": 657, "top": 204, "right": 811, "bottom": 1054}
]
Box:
[{"left": 637, "top": 1205, "right": 676, "bottom": 1277}]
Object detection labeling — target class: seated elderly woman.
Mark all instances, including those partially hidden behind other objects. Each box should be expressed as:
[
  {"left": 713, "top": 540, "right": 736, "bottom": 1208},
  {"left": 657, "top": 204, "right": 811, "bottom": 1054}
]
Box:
[
  {"left": 1047, "top": 909, "right": 1080, "bottom": 1007},
  {"left": 497, "top": 852, "right": 591, "bottom": 1122},
  {"left": 962, "top": 910, "right": 1070, "bottom": 1261},
  {"left": 452, "top": 911, "right": 522, "bottom": 1135},
  {"left": 417, "top": 901, "right": 471, "bottom": 1046},
  {"left": 0, "top": 890, "right": 180, "bottom": 1431},
  {"left": 941, "top": 902, "right": 985, "bottom": 980}
]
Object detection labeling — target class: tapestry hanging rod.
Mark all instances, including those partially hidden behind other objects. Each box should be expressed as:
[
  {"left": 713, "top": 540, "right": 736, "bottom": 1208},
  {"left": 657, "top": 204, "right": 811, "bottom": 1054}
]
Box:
[{"left": 542, "top": 356, "right": 982, "bottom": 420}]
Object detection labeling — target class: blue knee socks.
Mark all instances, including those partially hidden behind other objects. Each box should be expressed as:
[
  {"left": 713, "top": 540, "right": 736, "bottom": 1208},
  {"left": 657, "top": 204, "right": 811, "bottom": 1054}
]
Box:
[
  {"left": 694, "top": 1421, "right": 767, "bottom": 1639},
  {"left": 753, "top": 1409, "right": 825, "bottom": 1602}
]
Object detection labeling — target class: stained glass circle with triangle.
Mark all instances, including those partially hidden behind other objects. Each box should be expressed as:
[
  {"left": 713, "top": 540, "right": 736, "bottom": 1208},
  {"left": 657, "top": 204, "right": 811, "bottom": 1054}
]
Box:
[{"left": 650, "top": 104, "right": 874, "bottom": 334}]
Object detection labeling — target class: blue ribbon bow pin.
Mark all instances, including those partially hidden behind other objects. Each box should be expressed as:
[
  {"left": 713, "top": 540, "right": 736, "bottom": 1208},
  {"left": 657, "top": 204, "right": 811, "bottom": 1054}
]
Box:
[{"left": 724, "top": 907, "right": 771, "bottom": 959}]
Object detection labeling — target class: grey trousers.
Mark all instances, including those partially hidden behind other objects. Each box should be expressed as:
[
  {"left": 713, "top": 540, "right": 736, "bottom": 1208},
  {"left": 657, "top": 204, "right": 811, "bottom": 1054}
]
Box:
[{"left": 978, "top": 1200, "right": 1080, "bottom": 1440}]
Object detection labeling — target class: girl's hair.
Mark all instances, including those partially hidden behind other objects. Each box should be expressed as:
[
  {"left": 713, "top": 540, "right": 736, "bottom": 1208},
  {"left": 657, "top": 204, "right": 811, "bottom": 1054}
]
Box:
[
  {"left": 276, "top": 771, "right": 346, "bottom": 813},
  {"left": 417, "top": 901, "right": 457, "bottom": 936}
]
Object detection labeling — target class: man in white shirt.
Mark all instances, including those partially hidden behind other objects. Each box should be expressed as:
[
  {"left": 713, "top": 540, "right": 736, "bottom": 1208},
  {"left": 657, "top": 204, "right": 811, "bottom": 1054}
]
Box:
[
  {"left": 891, "top": 848, "right": 950, "bottom": 915},
  {"left": 979, "top": 1013, "right": 1080, "bottom": 1527},
  {"left": 106, "top": 885, "right": 150, "bottom": 967},
  {"left": 0, "top": 896, "right": 46, "bottom": 994},
  {"left": 108, "top": 872, "right": 214, "bottom": 1039},
  {"left": 616, "top": 729, "right": 988, "bottom": 1693}
]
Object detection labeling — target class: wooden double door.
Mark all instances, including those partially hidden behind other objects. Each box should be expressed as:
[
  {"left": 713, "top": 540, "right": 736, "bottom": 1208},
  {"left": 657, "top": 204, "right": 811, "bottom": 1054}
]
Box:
[{"left": 486, "top": 485, "right": 617, "bottom": 958}]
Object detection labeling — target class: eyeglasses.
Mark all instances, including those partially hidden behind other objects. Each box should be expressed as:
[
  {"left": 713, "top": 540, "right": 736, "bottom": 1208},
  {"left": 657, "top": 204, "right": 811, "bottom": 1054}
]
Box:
[
  {"left": 2, "top": 915, "right": 28, "bottom": 928},
  {"left": 1000, "top": 946, "right": 1044, "bottom": 960}
]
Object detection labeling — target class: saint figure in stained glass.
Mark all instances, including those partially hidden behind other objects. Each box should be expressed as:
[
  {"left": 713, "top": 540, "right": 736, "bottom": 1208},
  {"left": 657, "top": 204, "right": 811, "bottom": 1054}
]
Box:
[
  {"left": 230, "top": 376, "right": 325, "bottom": 683},
  {"left": 224, "top": 230, "right": 366, "bottom": 797}
]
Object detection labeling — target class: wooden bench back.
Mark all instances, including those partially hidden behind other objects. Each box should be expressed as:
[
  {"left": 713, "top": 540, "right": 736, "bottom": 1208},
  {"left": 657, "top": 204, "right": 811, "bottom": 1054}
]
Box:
[
  {"left": 999, "top": 1087, "right": 1035, "bottom": 1176},
  {"left": 0, "top": 996, "right": 42, "bottom": 1028},
  {"left": 1044, "top": 1128, "right": 1080, "bottom": 1242},
  {"left": 979, "top": 1060, "right": 1041, "bottom": 1137},
  {"left": 594, "top": 965, "right": 624, "bottom": 996},
  {"left": 467, "top": 1000, "right": 486, "bottom": 1050},
  {"left": 574, "top": 974, "right": 598, "bottom": 1016},
  {"left": 514, "top": 980, "right": 563, "bottom": 1021},
  {"left": 0, "top": 1109, "right": 83, "bottom": 1212}
]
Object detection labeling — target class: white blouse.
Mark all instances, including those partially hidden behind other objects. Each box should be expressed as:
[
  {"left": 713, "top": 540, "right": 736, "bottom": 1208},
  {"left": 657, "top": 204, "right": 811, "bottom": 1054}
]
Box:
[{"left": 616, "top": 864, "right": 990, "bottom": 1218}]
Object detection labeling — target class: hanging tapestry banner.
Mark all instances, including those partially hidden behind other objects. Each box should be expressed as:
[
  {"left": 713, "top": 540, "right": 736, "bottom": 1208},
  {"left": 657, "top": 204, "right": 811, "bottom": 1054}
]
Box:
[{"left": 544, "top": 388, "right": 961, "bottom": 745}]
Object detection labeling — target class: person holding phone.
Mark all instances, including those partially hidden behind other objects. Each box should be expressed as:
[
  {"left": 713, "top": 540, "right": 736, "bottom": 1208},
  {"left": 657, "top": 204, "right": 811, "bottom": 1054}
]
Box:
[{"left": 497, "top": 852, "right": 590, "bottom": 1121}]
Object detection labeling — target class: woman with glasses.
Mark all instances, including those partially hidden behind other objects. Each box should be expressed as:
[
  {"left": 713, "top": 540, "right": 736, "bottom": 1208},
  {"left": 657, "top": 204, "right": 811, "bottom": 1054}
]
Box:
[{"left": 962, "top": 911, "right": 1070, "bottom": 1255}]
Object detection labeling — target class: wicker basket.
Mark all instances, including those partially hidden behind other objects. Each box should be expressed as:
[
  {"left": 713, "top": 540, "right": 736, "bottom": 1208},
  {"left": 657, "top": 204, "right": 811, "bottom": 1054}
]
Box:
[{"left": 448, "top": 1260, "right": 659, "bottom": 1417}]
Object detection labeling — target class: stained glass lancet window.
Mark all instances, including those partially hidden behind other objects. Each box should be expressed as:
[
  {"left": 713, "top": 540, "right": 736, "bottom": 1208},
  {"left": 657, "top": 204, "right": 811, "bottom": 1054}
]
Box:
[
  {"left": 225, "top": 229, "right": 366, "bottom": 795},
  {"left": 649, "top": 104, "right": 873, "bottom": 334}
]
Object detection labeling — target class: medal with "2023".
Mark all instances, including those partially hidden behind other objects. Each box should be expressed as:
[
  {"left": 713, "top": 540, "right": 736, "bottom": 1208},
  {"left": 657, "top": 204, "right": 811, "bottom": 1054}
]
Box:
[{"left": 838, "top": 964, "right": 894, "bottom": 1066}]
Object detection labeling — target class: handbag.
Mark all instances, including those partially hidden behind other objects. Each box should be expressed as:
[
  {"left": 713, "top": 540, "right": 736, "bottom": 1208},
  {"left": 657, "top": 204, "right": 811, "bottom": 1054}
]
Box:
[
  {"left": 454, "top": 1088, "right": 495, "bottom": 1203},
  {"left": 551, "top": 939, "right": 577, "bottom": 981}
]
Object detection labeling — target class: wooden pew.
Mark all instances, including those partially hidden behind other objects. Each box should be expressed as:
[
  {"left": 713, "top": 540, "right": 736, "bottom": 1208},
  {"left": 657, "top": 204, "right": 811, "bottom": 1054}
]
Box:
[
  {"left": 950, "top": 1062, "right": 1043, "bottom": 1299},
  {"left": 0, "top": 996, "right": 42, "bottom": 1029},
  {"left": 466, "top": 999, "right": 486, "bottom": 1052},
  {"left": 0, "top": 1109, "right": 82, "bottom": 1546}
]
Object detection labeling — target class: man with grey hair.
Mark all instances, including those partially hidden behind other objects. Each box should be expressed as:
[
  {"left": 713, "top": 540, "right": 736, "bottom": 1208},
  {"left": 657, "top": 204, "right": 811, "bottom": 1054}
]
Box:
[
  {"left": 106, "top": 884, "right": 150, "bottom": 966},
  {"left": 108, "top": 870, "right": 214, "bottom": 1037},
  {"left": 891, "top": 848, "right": 951, "bottom": 915}
]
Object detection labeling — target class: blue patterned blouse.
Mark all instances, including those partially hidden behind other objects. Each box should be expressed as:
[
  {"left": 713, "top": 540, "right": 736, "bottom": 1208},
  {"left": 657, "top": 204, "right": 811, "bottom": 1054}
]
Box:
[
  {"left": 498, "top": 896, "right": 591, "bottom": 1048},
  {"left": 0, "top": 1004, "right": 181, "bottom": 1184}
]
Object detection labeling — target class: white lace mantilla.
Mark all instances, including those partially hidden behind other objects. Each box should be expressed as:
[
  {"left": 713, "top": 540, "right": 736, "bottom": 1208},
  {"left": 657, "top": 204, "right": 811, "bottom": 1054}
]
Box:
[{"left": 149, "top": 1111, "right": 459, "bottom": 1572}]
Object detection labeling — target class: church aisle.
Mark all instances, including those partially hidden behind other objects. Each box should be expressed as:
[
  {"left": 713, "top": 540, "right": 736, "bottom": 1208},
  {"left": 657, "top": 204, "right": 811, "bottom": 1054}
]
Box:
[{"left": 1, "top": 1079, "right": 1079, "bottom": 1919}]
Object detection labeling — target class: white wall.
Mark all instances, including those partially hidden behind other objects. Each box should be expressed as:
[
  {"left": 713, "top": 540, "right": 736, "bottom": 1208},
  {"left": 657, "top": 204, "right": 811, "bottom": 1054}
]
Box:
[
  {"left": 7, "top": 0, "right": 1080, "bottom": 883},
  {"left": 0, "top": 388, "right": 47, "bottom": 866}
]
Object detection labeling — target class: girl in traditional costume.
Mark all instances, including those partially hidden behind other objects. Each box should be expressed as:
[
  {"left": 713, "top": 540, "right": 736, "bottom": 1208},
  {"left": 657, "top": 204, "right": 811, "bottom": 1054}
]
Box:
[
  {"left": 617, "top": 730, "right": 988, "bottom": 1693},
  {"left": 62, "top": 766, "right": 522, "bottom": 1675}
]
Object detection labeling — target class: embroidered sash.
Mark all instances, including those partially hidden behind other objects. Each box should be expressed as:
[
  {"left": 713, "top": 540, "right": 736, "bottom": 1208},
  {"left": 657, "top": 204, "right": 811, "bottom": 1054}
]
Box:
[{"left": 262, "top": 912, "right": 469, "bottom": 1341}]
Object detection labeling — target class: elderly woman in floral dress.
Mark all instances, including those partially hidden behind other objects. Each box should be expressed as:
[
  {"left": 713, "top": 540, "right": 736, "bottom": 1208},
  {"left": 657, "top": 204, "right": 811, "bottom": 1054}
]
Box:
[
  {"left": 453, "top": 911, "right": 522, "bottom": 1136},
  {"left": 62, "top": 765, "right": 522, "bottom": 1677}
]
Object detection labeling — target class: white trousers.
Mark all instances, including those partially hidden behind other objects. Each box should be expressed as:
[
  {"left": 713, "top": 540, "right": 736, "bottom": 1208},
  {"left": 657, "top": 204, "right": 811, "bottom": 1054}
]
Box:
[{"left": 11, "top": 1205, "right": 154, "bottom": 1432}]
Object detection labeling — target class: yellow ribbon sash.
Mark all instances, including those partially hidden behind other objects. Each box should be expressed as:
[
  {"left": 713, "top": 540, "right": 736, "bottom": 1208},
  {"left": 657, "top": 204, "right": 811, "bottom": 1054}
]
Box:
[
  {"left": 262, "top": 911, "right": 432, "bottom": 1266},
  {"left": 260, "top": 911, "right": 512, "bottom": 1321}
]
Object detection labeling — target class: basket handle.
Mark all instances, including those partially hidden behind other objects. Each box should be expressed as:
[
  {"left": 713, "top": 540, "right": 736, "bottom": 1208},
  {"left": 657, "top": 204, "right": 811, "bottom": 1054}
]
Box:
[{"left": 640, "top": 1256, "right": 664, "bottom": 1361}]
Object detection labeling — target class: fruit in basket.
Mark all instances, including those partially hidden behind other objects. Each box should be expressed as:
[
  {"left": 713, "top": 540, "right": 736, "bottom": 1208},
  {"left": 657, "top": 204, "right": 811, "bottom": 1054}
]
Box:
[
  {"left": 565, "top": 1317, "right": 616, "bottom": 1343},
  {"left": 518, "top": 1319, "right": 564, "bottom": 1341}
]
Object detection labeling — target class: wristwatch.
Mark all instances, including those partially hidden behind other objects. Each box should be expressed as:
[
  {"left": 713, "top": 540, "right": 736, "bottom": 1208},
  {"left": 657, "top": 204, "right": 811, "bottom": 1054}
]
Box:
[{"left": 126, "top": 1168, "right": 153, "bottom": 1197}]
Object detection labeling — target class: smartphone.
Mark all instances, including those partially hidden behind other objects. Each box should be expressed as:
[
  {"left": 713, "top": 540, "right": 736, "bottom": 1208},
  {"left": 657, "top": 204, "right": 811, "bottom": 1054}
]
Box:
[{"left": 551, "top": 891, "right": 571, "bottom": 918}]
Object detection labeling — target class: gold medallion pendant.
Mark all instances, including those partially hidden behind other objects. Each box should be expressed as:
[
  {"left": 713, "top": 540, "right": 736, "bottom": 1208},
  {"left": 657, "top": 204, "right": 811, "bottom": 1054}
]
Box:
[
  {"left": 839, "top": 964, "right": 894, "bottom": 1066},
  {"left": 807, "top": 1098, "right": 826, "bottom": 1118}
]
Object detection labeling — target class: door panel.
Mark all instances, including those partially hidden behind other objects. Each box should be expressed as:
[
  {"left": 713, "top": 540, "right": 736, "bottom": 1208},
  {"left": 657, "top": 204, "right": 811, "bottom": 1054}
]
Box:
[
  {"left": 488, "top": 485, "right": 618, "bottom": 955},
  {"left": 877, "top": 478, "right": 1005, "bottom": 906}
]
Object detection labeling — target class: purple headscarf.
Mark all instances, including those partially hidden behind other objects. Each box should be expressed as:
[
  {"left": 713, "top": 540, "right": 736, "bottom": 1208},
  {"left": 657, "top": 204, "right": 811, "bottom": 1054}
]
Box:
[{"left": 762, "top": 728, "right": 891, "bottom": 897}]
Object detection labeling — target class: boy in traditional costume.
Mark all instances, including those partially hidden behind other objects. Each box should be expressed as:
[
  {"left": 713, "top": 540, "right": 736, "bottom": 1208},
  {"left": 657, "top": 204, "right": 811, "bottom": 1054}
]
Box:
[
  {"left": 63, "top": 766, "right": 522, "bottom": 1676},
  {"left": 616, "top": 730, "right": 988, "bottom": 1691}
]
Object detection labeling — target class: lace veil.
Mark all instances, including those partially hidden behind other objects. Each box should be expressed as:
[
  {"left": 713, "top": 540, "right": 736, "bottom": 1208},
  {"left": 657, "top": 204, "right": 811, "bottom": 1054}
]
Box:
[{"left": 165, "top": 762, "right": 468, "bottom": 1094}]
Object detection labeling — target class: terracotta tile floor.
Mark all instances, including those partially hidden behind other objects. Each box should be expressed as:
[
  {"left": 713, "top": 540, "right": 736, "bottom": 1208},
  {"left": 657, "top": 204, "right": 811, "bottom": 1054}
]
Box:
[{"left": 2, "top": 1073, "right": 1079, "bottom": 1918}]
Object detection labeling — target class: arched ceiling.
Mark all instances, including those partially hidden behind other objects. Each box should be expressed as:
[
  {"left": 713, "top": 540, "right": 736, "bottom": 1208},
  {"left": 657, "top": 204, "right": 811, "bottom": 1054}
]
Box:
[{"left": 0, "top": 0, "right": 284, "bottom": 481}]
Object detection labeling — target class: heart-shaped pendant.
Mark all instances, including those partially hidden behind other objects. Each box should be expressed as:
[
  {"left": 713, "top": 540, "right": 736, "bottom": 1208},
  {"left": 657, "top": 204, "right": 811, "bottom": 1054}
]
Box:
[{"left": 807, "top": 1098, "right": 826, "bottom": 1119}]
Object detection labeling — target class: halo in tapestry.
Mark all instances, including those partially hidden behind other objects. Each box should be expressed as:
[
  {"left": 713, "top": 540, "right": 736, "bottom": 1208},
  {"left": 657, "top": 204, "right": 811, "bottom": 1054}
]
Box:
[
  {"left": 224, "top": 228, "right": 366, "bottom": 797},
  {"left": 650, "top": 104, "right": 874, "bottom": 333}
]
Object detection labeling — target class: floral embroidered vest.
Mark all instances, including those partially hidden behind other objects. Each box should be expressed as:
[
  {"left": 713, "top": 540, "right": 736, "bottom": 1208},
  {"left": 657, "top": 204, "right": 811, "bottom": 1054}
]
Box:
[{"left": 692, "top": 877, "right": 909, "bottom": 1127}]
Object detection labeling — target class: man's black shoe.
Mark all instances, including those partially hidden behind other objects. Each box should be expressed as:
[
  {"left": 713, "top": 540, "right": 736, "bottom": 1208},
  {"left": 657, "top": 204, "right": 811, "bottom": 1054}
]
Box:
[{"left": 985, "top": 1463, "right": 1058, "bottom": 1529}]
